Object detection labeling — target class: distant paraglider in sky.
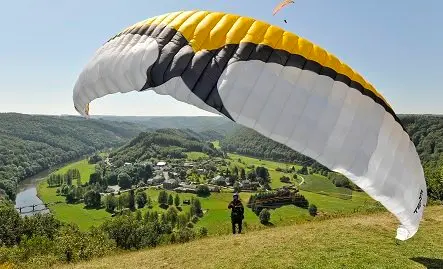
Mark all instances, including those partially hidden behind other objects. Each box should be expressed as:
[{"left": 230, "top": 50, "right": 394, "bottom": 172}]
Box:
[
  {"left": 73, "top": 10, "right": 427, "bottom": 241},
  {"left": 273, "top": 0, "right": 295, "bottom": 15},
  {"left": 273, "top": 0, "right": 295, "bottom": 23}
]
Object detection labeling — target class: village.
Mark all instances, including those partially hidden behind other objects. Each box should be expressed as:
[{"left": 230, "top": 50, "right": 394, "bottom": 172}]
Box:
[{"left": 103, "top": 155, "right": 265, "bottom": 197}]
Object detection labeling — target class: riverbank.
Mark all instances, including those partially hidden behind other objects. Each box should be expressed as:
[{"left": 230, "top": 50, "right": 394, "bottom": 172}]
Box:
[
  {"left": 14, "top": 155, "right": 88, "bottom": 216},
  {"left": 36, "top": 158, "right": 111, "bottom": 230}
]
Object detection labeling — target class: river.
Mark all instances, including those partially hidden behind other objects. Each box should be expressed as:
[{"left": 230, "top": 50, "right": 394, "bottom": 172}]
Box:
[{"left": 14, "top": 156, "right": 87, "bottom": 216}]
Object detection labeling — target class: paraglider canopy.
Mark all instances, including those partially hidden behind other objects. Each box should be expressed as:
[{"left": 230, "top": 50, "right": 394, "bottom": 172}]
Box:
[
  {"left": 72, "top": 10, "right": 427, "bottom": 241},
  {"left": 273, "top": 0, "right": 295, "bottom": 15}
]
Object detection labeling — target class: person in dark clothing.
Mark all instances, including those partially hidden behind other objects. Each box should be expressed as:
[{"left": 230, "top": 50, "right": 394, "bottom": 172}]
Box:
[{"left": 228, "top": 192, "right": 244, "bottom": 234}]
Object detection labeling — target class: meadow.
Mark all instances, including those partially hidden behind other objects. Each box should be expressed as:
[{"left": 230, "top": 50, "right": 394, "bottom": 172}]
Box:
[
  {"left": 60, "top": 206, "right": 443, "bottom": 269},
  {"left": 37, "top": 153, "right": 378, "bottom": 234}
]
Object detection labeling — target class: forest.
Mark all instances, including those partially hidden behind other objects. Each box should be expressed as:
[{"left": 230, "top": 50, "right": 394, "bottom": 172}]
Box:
[
  {"left": 2, "top": 114, "right": 443, "bottom": 202},
  {"left": 0, "top": 113, "right": 145, "bottom": 200},
  {"left": 109, "top": 128, "right": 223, "bottom": 166}
]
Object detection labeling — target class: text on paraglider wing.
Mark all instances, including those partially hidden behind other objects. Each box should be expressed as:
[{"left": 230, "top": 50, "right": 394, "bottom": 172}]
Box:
[{"left": 413, "top": 189, "right": 424, "bottom": 214}]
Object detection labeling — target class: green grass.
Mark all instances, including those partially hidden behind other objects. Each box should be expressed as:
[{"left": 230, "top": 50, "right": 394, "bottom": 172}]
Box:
[
  {"left": 186, "top": 151, "right": 209, "bottom": 160},
  {"left": 61, "top": 206, "right": 443, "bottom": 269},
  {"left": 228, "top": 153, "right": 302, "bottom": 171},
  {"left": 299, "top": 174, "right": 353, "bottom": 200},
  {"left": 38, "top": 154, "right": 377, "bottom": 235},
  {"left": 37, "top": 158, "right": 110, "bottom": 230},
  {"left": 211, "top": 140, "right": 220, "bottom": 149},
  {"left": 53, "top": 159, "right": 96, "bottom": 184}
]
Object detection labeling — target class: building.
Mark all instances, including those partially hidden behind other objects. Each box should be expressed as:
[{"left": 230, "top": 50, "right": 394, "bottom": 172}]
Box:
[
  {"left": 156, "top": 161, "right": 167, "bottom": 166},
  {"left": 163, "top": 179, "right": 179, "bottom": 190},
  {"left": 211, "top": 175, "right": 226, "bottom": 186},
  {"left": 147, "top": 175, "right": 165, "bottom": 186}
]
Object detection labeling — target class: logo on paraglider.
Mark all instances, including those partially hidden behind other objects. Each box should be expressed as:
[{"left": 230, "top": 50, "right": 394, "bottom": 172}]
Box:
[{"left": 413, "top": 189, "right": 424, "bottom": 214}]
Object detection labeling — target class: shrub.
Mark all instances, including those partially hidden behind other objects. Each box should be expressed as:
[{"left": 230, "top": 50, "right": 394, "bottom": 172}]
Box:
[
  {"left": 259, "top": 208, "right": 271, "bottom": 224},
  {"left": 309, "top": 204, "right": 318, "bottom": 217}
]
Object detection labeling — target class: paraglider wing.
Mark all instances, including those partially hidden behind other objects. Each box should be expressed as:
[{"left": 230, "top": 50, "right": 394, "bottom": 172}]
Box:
[
  {"left": 273, "top": 0, "right": 295, "bottom": 15},
  {"left": 73, "top": 11, "right": 427, "bottom": 241}
]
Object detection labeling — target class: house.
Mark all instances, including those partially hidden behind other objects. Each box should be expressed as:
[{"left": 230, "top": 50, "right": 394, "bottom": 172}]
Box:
[
  {"left": 156, "top": 161, "right": 167, "bottom": 167},
  {"left": 174, "top": 187, "right": 197, "bottom": 194},
  {"left": 175, "top": 183, "right": 197, "bottom": 193},
  {"left": 147, "top": 175, "right": 165, "bottom": 185},
  {"left": 240, "top": 180, "right": 259, "bottom": 190},
  {"left": 163, "top": 179, "right": 179, "bottom": 190},
  {"left": 183, "top": 162, "right": 194, "bottom": 168},
  {"left": 207, "top": 185, "right": 221, "bottom": 192},
  {"left": 211, "top": 175, "right": 226, "bottom": 186}
]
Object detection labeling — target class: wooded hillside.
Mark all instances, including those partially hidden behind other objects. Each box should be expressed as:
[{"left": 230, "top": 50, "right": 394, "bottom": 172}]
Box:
[{"left": 0, "top": 113, "right": 145, "bottom": 200}]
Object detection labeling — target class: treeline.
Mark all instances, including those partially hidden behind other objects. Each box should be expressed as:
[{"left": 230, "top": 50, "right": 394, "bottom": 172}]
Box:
[
  {"left": 0, "top": 199, "right": 207, "bottom": 268},
  {"left": 110, "top": 129, "right": 223, "bottom": 166},
  {"left": 0, "top": 113, "right": 145, "bottom": 200}
]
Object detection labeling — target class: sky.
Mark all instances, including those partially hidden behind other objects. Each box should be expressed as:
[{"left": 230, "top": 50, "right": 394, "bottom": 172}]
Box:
[{"left": 0, "top": 0, "right": 442, "bottom": 116}]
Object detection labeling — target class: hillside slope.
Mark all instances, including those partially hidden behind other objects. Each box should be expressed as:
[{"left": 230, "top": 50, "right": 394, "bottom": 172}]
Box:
[
  {"left": 109, "top": 128, "right": 222, "bottom": 165},
  {"left": 0, "top": 113, "right": 145, "bottom": 199},
  {"left": 62, "top": 206, "right": 443, "bottom": 269}
]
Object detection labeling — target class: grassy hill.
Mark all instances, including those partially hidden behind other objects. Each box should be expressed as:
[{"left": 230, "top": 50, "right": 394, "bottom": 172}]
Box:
[
  {"left": 108, "top": 128, "right": 222, "bottom": 165},
  {"left": 59, "top": 206, "right": 443, "bottom": 269}
]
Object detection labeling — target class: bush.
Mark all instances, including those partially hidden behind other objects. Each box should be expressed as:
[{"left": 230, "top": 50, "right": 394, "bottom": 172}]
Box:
[
  {"left": 186, "top": 222, "right": 194, "bottom": 228},
  {"left": 196, "top": 185, "right": 210, "bottom": 197},
  {"left": 259, "top": 208, "right": 271, "bottom": 224},
  {"left": 84, "top": 190, "right": 101, "bottom": 208},
  {"left": 136, "top": 192, "right": 147, "bottom": 209},
  {"left": 176, "top": 228, "right": 196, "bottom": 243},
  {"left": 309, "top": 204, "right": 318, "bottom": 217},
  {"left": 198, "top": 227, "right": 208, "bottom": 237}
]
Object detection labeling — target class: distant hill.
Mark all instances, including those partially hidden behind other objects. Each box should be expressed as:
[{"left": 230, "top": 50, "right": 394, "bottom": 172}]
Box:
[
  {"left": 109, "top": 128, "right": 222, "bottom": 166},
  {"left": 220, "top": 114, "right": 443, "bottom": 163},
  {"left": 0, "top": 113, "right": 146, "bottom": 200},
  {"left": 92, "top": 115, "right": 236, "bottom": 136}
]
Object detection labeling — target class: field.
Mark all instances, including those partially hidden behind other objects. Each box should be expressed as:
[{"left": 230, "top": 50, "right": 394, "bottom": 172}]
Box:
[
  {"left": 37, "top": 153, "right": 378, "bottom": 234},
  {"left": 59, "top": 206, "right": 443, "bottom": 269},
  {"left": 185, "top": 151, "right": 209, "bottom": 160},
  {"left": 37, "top": 159, "right": 112, "bottom": 230}
]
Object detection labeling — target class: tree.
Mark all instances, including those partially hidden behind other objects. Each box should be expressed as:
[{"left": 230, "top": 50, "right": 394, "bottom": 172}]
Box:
[
  {"left": 298, "top": 166, "right": 308, "bottom": 175},
  {"left": 88, "top": 154, "right": 103, "bottom": 164},
  {"left": 166, "top": 206, "right": 179, "bottom": 227},
  {"left": 174, "top": 194, "right": 180, "bottom": 207},
  {"left": 168, "top": 194, "right": 174, "bottom": 206},
  {"left": 105, "top": 194, "right": 118, "bottom": 212},
  {"left": 136, "top": 191, "right": 147, "bottom": 208},
  {"left": 0, "top": 201, "right": 23, "bottom": 246},
  {"left": 146, "top": 196, "right": 153, "bottom": 208},
  {"left": 158, "top": 190, "right": 168, "bottom": 205},
  {"left": 240, "top": 168, "right": 246, "bottom": 181},
  {"left": 84, "top": 190, "right": 101, "bottom": 208},
  {"left": 259, "top": 208, "right": 271, "bottom": 224},
  {"left": 190, "top": 198, "right": 203, "bottom": 217},
  {"left": 65, "top": 186, "right": 78, "bottom": 204},
  {"left": 196, "top": 184, "right": 210, "bottom": 197},
  {"left": 118, "top": 173, "right": 131, "bottom": 189},
  {"left": 309, "top": 204, "right": 318, "bottom": 217},
  {"left": 89, "top": 172, "right": 102, "bottom": 185},
  {"left": 128, "top": 189, "right": 136, "bottom": 211},
  {"left": 256, "top": 167, "right": 270, "bottom": 185}
]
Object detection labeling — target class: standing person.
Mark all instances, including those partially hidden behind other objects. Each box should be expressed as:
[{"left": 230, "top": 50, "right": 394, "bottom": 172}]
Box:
[{"left": 228, "top": 192, "right": 244, "bottom": 234}]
